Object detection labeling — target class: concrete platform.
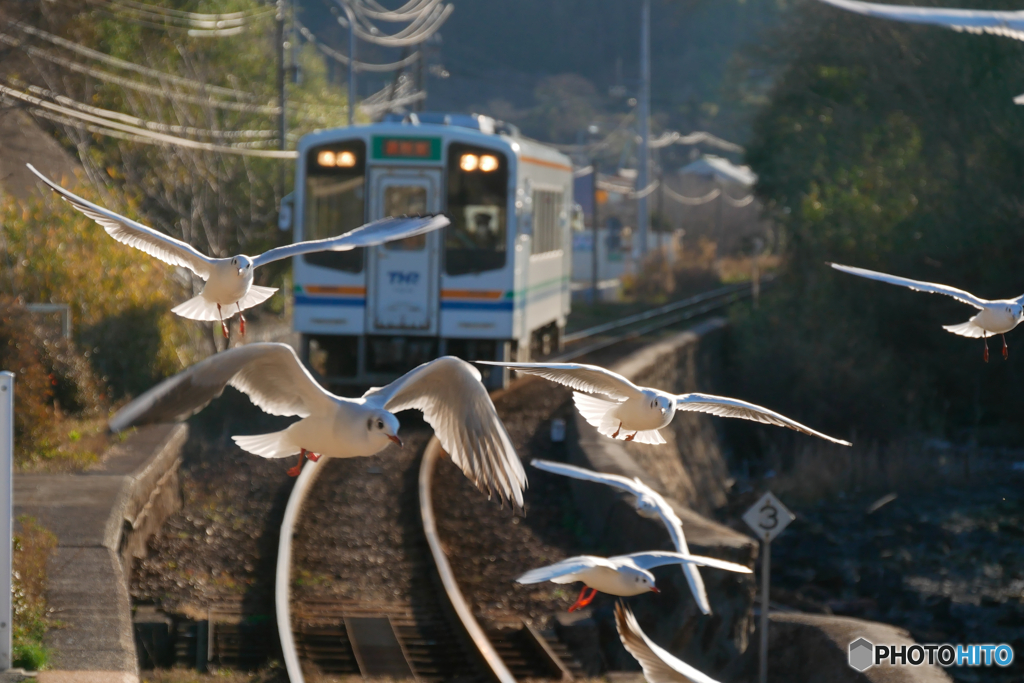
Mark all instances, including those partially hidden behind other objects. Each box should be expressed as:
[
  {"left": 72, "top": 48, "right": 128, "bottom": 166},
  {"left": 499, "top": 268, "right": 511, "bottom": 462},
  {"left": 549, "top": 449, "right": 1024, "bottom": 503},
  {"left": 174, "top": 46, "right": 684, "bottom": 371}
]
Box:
[{"left": 14, "top": 423, "right": 188, "bottom": 682}]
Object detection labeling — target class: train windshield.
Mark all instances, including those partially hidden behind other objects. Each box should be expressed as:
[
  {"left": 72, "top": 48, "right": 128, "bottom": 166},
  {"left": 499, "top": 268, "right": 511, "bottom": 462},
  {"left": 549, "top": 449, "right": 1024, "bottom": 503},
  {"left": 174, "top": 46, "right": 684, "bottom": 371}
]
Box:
[
  {"left": 303, "top": 140, "right": 367, "bottom": 272},
  {"left": 384, "top": 185, "right": 428, "bottom": 251},
  {"left": 445, "top": 143, "right": 508, "bottom": 276}
]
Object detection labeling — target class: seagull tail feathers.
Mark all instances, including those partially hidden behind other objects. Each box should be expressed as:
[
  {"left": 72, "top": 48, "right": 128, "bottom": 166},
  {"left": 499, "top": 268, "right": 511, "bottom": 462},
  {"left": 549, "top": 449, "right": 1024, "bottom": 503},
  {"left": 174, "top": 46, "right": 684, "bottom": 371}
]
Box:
[
  {"left": 573, "top": 392, "right": 623, "bottom": 437},
  {"left": 171, "top": 294, "right": 224, "bottom": 322},
  {"left": 237, "top": 285, "right": 278, "bottom": 311},
  {"left": 943, "top": 320, "right": 992, "bottom": 339},
  {"left": 232, "top": 431, "right": 300, "bottom": 459}
]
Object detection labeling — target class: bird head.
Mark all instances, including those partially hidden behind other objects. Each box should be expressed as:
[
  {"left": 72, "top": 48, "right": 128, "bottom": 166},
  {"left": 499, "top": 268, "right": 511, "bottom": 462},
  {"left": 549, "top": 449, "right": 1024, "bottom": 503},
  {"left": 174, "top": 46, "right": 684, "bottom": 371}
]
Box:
[
  {"left": 623, "top": 566, "right": 659, "bottom": 594},
  {"left": 647, "top": 394, "right": 672, "bottom": 417},
  {"left": 634, "top": 494, "right": 661, "bottom": 520},
  {"left": 232, "top": 255, "right": 254, "bottom": 277},
  {"left": 366, "top": 411, "right": 402, "bottom": 449}
]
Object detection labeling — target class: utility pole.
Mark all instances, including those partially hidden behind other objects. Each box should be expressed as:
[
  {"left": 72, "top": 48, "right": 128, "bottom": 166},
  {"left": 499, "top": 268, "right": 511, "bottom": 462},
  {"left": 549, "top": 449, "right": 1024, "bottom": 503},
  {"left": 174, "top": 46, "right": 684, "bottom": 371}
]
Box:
[
  {"left": 276, "top": 0, "right": 286, "bottom": 151},
  {"left": 636, "top": 0, "right": 651, "bottom": 260},
  {"left": 343, "top": 2, "right": 356, "bottom": 126},
  {"left": 591, "top": 165, "right": 600, "bottom": 304}
]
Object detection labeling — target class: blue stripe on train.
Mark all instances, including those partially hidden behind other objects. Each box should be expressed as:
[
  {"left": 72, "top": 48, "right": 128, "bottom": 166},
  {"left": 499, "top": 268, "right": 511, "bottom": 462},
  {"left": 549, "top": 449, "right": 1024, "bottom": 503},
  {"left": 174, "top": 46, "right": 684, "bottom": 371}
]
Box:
[
  {"left": 440, "top": 300, "right": 515, "bottom": 311},
  {"left": 295, "top": 295, "right": 366, "bottom": 307}
]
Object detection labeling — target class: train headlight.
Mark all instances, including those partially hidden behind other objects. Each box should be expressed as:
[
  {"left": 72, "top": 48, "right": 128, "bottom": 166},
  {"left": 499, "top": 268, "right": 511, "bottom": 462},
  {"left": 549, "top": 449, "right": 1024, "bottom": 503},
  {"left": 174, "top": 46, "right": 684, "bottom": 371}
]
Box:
[
  {"left": 459, "top": 153, "right": 479, "bottom": 172},
  {"left": 336, "top": 150, "right": 356, "bottom": 167},
  {"left": 317, "top": 150, "right": 336, "bottom": 167},
  {"left": 479, "top": 155, "right": 499, "bottom": 172}
]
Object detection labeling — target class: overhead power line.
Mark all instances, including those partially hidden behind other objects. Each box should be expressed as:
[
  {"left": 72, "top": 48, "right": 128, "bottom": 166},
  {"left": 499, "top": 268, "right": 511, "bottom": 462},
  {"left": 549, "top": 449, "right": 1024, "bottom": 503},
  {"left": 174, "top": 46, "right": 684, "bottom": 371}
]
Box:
[
  {"left": 9, "top": 22, "right": 259, "bottom": 101},
  {"left": 648, "top": 130, "right": 745, "bottom": 153},
  {"left": 0, "top": 82, "right": 297, "bottom": 158},
  {"left": 0, "top": 32, "right": 280, "bottom": 114},
  {"left": 296, "top": 22, "right": 419, "bottom": 72}
]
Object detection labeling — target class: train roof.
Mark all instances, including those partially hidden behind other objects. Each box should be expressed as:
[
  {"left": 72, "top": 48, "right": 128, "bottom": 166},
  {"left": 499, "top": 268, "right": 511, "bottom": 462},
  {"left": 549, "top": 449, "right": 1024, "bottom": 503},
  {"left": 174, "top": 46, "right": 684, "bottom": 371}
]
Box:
[{"left": 299, "top": 113, "right": 572, "bottom": 171}]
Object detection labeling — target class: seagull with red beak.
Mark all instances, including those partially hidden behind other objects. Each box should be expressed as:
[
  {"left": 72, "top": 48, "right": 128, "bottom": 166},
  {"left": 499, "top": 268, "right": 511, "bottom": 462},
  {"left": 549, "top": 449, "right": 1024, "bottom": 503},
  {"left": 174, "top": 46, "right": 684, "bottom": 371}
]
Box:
[
  {"left": 516, "top": 551, "right": 751, "bottom": 612},
  {"left": 107, "top": 343, "right": 526, "bottom": 506}
]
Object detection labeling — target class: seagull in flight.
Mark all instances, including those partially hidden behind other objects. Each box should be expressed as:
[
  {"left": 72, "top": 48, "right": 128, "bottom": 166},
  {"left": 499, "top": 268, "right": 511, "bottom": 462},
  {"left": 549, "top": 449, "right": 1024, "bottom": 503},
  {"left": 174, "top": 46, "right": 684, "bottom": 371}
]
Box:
[
  {"left": 615, "top": 602, "right": 721, "bottom": 683},
  {"left": 109, "top": 343, "right": 526, "bottom": 506},
  {"left": 830, "top": 263, "right": 1024, "bottom": 361},
  {"left": 816, "top": 0, "right": 1024, "bottom": 103},
  {"left": 516, "top": 551, "right": 751, "bottom": 613},
  {"left": 477, "top": 361, "right": 850, "bottom": 446},
  {"left": 531, "top": 459, "right": 713, "bottom": 615},
  {"left": 27, "top": 164, "right": 449, "bottom": 337}
]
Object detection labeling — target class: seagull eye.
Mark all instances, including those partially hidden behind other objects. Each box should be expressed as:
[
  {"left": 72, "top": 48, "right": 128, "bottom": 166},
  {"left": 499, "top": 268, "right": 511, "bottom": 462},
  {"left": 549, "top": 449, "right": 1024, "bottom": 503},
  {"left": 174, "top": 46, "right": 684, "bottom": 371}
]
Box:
[{"left": 377, "top": 420, "right": 384, "bottom": 429}]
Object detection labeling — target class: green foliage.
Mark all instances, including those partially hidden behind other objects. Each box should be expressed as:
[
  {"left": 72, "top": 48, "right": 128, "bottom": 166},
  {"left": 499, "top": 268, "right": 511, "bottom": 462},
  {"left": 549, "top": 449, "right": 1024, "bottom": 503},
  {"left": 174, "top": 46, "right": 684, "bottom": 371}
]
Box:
[
  {"left": 12, "top": 516, "right": 57, "bottom": 670},
  {"left": 0, "top": 299, "right": 54, "bottom": 459},
  {"left": 735, "top": 1, "right": 1024, "bottom": 443},
  {"left": 1, "top": 182, "right": 192, "bottom": 400}
]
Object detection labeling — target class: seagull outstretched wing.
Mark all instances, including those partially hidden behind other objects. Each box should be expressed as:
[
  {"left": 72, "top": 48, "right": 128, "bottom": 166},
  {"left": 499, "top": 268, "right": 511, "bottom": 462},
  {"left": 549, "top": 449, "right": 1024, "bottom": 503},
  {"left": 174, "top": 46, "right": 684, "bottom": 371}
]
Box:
[
  {"left": 476, "top": 361, "right": 643, "bottom": 401},
  {"left": 27, "top": 164, "right": 214, "bottom": 279},
  {"left": 252, "top": 214, "right": 450, "bottom": 267},
  {"left": 829, "top": 262, "right": 987, "bottom": 308},
  {"left": 675, "top": 393, "right": 851, "bottom": 446},
  {"left": 362, "top": 356, "right": 526, "bottom": 509}
]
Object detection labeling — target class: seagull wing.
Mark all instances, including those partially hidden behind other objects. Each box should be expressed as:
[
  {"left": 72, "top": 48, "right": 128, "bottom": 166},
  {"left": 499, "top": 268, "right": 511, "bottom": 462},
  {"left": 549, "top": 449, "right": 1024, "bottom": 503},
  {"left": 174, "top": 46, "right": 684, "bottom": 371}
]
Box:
[
  {"left": 829, "top": 263, "right": 987, "bottom": 309},
  {"left": 529, "top": 459, "right": 712, "bottom": 614},
  {"left": 675, "top": 393, "right": 851, "bottom": 446},
  {"left": 516, "top": 556, "right": 614, "bottom": 585},
  {"left": 621, "top": 551, "right": 752, "bottom": 575},
  {"left": 27, "top": 164, "right": 214, "bottom": 279},
  {"left": 615, "top": 603, "right": 722, "bottom": 683},
  {"left": 816, "top": 0, "right": 1024, "bottom": 40},
  {"left": 362, "top": 356, "right": 527, "bottom": 509},
  {"left": 252, "top": 215, "right": 450, "bottom": 267},
  {"left": 530, "top": 458, "right": 644, "bottom": 494},
  {"left": 109, "top": 343, "right": 335, "bottom": 432},
  {"left": 475, "top": 361, "right": 643, "bottom": 401}
]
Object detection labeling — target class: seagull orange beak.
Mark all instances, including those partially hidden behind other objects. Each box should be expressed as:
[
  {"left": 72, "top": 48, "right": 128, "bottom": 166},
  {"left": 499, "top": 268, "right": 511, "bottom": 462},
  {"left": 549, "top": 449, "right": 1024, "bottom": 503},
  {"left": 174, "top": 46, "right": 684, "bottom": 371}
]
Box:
[
  {"left": 388, "top": 435, "right": 403, "bottom": 447},
  {"left": 650, "top": 586, "right": 660, "bottom": 594}
]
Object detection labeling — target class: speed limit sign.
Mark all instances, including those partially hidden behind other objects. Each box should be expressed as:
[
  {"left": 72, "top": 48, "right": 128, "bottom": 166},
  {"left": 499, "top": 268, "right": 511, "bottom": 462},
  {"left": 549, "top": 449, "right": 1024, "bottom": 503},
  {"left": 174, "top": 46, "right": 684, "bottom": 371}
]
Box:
[{"left": 743, "top": 491, "right": 794, "bottom": 542}]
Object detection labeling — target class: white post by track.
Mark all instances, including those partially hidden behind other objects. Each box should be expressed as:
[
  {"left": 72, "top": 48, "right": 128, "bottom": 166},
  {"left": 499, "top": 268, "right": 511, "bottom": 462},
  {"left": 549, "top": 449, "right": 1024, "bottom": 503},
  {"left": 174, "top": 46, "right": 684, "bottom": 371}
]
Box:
[
  {"left": 0, "top": 372, "right": 13, "bottom": 671},
  {"left": 743, "top": 491, "right": 795, "bottom": 683}
]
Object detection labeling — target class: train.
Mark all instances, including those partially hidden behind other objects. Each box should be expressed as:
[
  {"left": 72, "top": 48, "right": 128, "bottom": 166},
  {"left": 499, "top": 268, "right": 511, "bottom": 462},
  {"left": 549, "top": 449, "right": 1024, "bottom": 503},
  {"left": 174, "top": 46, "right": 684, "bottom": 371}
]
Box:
[{"left": 281, "top": 112, "right": 575, "bottom": 388}]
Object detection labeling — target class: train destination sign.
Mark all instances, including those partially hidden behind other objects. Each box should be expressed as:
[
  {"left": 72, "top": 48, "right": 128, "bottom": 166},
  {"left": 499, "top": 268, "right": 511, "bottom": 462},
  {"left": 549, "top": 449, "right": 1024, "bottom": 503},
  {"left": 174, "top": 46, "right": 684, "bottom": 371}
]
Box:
[{"left": 372, "top": 136, "right": 442, "bottom": 161}]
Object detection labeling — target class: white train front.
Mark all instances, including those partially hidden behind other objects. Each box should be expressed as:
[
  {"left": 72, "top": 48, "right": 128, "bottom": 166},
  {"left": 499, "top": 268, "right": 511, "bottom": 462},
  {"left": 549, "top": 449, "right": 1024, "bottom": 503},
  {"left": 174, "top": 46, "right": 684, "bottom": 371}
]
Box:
[{"left": 285, "top": 113, "right": 574, "bottom": 387}]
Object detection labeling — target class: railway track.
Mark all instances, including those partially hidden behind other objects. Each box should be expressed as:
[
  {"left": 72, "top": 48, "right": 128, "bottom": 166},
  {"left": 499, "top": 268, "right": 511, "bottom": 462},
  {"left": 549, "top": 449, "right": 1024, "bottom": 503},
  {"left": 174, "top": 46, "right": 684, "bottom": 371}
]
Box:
[{"left": 275, "top": 280, "right": 763, "bottom": 682}]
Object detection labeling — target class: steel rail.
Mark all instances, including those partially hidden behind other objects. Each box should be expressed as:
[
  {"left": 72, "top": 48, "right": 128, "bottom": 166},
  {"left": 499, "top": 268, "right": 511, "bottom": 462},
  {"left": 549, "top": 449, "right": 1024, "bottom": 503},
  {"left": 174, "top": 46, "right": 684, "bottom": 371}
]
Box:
[
  {"left": 563, "top": 279, "right": 766, "bottom": 344},
  {"left": 419, "top": 438, "right": 517, "bottom": 683}
]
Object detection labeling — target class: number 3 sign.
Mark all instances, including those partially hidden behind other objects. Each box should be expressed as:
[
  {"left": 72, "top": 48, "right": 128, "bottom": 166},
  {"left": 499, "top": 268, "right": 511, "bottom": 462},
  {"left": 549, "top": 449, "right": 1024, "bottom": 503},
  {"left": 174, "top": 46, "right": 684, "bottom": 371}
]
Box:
[{"left": 743, "top": 491, "right": 794, "bottom": 543}]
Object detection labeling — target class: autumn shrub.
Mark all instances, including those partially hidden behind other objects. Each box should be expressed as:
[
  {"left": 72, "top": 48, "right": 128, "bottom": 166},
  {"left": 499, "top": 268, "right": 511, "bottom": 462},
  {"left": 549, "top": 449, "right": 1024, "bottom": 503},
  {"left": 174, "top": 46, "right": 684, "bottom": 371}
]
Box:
[
  {"left": 12, "top": 515, "right": 57, "bottom": 670},
  {"left": 0, "top": 299, "right": 53, "bottom": 460},
  {"left": 0, "top": 177, "right": 194, "bottom": 399}
]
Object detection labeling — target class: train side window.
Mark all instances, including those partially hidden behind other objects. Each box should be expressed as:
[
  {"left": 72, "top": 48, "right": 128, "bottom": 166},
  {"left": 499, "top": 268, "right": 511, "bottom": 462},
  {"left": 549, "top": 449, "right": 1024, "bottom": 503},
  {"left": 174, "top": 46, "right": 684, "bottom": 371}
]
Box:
[
  {"left": 445, "top": 143, "right": 508, "bottom": 276},
  {"left": 530, "top": 189, "right": 563, "bottom": 255},
  {"left": 303, "top": 140, "right": 366, "bottom": 272}
]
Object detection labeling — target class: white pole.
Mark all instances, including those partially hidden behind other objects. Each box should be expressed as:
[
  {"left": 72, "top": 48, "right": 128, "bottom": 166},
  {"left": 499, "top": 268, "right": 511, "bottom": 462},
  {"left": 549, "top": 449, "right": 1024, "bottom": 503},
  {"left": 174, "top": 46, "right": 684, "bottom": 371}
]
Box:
[
  {"left": 0, "top": 371, "right": 13, "bottom": 671},
  {"left": 759, "top": 539, "right": 770, "bottom": 683},
  {"left": 636, "top": 0, "right": 651, "bottom": 260}
]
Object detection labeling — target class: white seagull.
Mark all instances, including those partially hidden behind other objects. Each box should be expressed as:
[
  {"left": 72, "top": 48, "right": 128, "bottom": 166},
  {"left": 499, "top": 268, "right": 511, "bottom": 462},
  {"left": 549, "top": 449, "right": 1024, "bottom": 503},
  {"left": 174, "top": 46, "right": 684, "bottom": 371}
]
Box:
[
  {"left": 477, "top": 361, "right": 850, "bottom": 446},
  {"left": 615, "top": 602, "right": 721, "bottom": 683},
  {"left": 816, "top": 0, "right": 1024, "bottom": 103},
  {"left": 531, "top": 459, "right": 713, "bottom": 615},
  {"left": 830, "top": 263, "right": 1024, "bottom": 362},
  {"left": 109, "top": 343, "right": 526, "bottom": 506},
  {"left": 516, "top": 551, "right": 751, "bottom": 613},
  {"left": 27, "top": 164, "right": 449, "bottom": 337}
]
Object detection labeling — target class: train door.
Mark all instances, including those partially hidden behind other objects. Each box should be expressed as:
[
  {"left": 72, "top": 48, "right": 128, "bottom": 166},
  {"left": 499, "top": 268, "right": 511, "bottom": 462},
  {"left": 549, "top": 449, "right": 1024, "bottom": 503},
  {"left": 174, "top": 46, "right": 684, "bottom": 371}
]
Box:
[{"left": 366, "top": 167, "right": 442, "bottom": 334}]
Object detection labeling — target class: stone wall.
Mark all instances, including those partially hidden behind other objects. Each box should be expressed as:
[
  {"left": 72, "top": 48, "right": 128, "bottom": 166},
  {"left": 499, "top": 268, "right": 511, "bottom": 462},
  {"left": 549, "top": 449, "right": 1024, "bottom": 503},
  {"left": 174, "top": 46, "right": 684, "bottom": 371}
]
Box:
[{"left": 559, "top": 318, "right": 758, "bottom": 676}]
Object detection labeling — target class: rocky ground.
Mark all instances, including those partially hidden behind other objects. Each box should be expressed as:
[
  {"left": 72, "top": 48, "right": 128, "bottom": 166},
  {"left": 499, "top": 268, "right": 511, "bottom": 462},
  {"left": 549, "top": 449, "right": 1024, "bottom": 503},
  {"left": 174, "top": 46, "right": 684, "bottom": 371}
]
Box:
[{"left": 723, "top": 450, "right": 1024, "bottom": 683}]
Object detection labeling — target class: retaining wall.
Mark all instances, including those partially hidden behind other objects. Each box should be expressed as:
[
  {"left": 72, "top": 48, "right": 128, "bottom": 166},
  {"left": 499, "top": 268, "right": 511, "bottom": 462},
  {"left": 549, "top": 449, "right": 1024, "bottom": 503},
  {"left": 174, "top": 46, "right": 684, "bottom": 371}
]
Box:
[{"left": 14, "top": 424, "right": 187, "bottom": 683}]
